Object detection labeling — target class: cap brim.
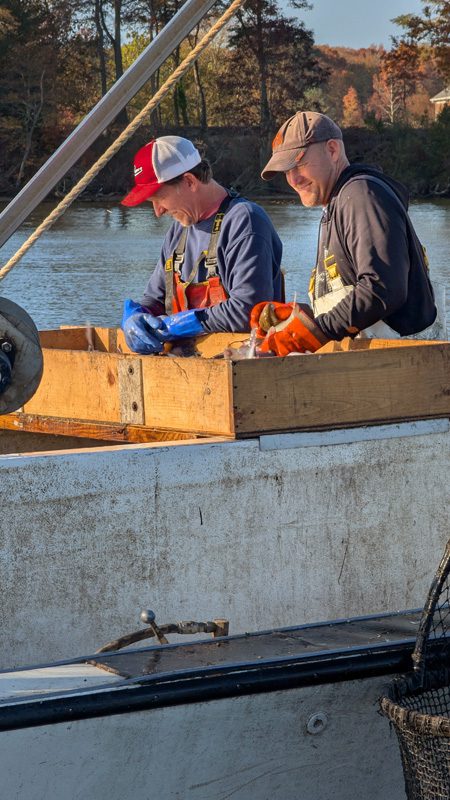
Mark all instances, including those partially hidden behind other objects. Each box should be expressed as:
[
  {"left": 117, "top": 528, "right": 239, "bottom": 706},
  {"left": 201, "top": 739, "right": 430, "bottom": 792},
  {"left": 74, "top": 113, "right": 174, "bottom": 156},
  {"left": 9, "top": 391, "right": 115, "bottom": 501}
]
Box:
[
  {"left": 261, "top": 148, "right": 306, "bottom": 181},
  {"left": 121, "top": 181, "right": 161, "bottom": 207}
]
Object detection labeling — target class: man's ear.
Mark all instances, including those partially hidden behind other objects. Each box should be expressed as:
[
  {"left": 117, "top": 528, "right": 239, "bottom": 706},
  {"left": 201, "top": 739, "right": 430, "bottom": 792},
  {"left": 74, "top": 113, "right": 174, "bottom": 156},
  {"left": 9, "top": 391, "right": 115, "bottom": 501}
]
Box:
[
  {"left": 326, "top": 139, "right": 341, "bottom": 162},
  {"left": 184, "top": 172, "right": 199, "bottom": 191}
]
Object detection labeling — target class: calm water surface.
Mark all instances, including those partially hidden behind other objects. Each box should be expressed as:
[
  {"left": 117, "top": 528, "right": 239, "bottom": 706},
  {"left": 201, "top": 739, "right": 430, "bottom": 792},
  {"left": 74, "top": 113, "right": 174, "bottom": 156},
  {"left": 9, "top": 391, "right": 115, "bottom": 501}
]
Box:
[{"left": 0, "top": 198, "right": 449, "bottom": 330}]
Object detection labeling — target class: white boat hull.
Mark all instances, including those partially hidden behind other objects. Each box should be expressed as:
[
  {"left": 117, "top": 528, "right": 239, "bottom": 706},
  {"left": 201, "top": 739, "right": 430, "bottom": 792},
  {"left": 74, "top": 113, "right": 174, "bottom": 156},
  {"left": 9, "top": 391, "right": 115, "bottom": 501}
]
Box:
[
  {"left": 0, "top": 678, "right": 404, "bottom": 799},
  {"left": 1, "top": 416, "right": 449, "bottom": 667}
]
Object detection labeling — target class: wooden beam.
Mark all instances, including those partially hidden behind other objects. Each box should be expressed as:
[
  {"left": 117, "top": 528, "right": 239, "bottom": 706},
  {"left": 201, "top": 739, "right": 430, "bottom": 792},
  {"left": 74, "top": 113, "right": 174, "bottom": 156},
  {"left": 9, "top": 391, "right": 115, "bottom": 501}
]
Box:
[
  {"left": 114, "top": 328, "right": 250, "bottom": 357},
  {"left": 316, "top": 337, "right": 445, "bottom": 353},
  {"left": 231, "top": 342, "right": 450, "bottom": 436},
  {"left": 140, "top": 356, "right": 235, "bottom": 435},
  {"left": 39, "top": 327, "right": 250, "bottom": 358},
  {"left": 0, "top": 413, "right": 202, "bottom": 443}
]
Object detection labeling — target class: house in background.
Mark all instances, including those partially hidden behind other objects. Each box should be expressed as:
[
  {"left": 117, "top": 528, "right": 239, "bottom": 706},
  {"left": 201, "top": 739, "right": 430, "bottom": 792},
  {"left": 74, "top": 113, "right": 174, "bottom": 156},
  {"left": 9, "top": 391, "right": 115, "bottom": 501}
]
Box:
[{"left": 430, "top": 87, "right": 450, "bottom": 117}]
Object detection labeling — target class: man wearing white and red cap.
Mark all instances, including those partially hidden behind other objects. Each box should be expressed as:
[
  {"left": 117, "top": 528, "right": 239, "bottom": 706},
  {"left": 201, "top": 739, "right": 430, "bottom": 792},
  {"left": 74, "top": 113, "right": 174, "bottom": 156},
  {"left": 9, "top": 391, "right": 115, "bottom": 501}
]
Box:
[
  {"left": 254, "top": 111, "right": 436, "bottom": 354},
  {"left": 121, "top": 135, "right": 283, "bottom": 353}
]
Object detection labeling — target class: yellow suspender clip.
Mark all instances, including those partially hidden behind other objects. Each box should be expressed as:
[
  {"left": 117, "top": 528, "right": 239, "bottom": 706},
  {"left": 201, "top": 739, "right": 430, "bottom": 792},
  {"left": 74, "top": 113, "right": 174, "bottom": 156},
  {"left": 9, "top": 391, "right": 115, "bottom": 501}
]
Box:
[
  {"left": 212, "top": 213, "right": 224, "bottom": 234},
  {"left": 323, "top": 253, "right": 339, "bottom": 280}
]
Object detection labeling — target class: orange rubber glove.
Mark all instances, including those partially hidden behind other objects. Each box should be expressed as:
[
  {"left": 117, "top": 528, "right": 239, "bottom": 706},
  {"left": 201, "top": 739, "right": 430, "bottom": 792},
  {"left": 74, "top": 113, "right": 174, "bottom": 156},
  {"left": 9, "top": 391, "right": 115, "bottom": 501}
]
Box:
[
  {"left": 253, "top": 303, "right": 328, "bottom": 356},
  {"left": 250, "top": 301, "right": 294, "bottom": 337}
]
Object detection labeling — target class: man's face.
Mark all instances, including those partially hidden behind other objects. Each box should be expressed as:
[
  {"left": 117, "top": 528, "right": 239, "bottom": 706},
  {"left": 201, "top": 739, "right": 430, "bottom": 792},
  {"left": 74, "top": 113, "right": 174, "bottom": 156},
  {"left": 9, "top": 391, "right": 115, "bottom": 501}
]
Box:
[
  {"left": 149, "top": 177, "right": 198, "bottom": 226},
  {"left": 285, "top": 141, "right": 337, "bottom": 207}
]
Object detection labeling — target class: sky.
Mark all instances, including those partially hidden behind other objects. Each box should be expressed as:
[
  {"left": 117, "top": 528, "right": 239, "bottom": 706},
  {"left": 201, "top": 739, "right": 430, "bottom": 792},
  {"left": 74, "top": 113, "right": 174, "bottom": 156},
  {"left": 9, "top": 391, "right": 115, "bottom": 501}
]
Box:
[{"left": 291, "top": 0, "right": 424, "bottom": 49}]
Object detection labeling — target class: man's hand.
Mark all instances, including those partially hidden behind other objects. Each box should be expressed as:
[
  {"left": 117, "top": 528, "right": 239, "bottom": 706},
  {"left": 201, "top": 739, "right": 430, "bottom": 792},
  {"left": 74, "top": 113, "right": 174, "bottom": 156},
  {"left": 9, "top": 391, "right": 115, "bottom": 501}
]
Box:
[
  {"left": 121, "top": 299, "right": 166, "bottom": 354},
  {"left": 121, "top": 300, "right": 207, "bottom": 354},
  {"left": 155, "top": 309, "right": 207, "bottom": 341},
  {"left": 250, "top": 301, "right": 328, "bottom": 356},
  {"left": 250, "top": 301, "right": 315, "bottom": 337}
]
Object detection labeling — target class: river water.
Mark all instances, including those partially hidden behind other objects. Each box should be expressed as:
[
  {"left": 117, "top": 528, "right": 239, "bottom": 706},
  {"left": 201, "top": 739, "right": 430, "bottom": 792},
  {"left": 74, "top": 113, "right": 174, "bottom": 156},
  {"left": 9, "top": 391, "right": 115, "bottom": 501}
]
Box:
[{"left": 0, "top": 198, "right": 449, "bottom": 331}]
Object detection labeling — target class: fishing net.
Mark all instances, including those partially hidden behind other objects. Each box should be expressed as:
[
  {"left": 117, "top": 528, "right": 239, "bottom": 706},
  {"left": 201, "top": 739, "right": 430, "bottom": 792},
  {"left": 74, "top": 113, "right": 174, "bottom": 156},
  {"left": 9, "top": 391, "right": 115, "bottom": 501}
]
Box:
[{"left": 380, "top": 539, "right": 450, "bottom": 799}]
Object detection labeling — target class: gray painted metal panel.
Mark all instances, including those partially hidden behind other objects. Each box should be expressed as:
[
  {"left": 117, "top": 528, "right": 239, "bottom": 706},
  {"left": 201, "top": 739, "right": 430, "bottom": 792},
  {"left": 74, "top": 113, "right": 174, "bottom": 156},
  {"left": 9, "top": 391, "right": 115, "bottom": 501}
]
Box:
[
  {"left": 0, "top": 681, "right": 405, "bottom": 799},
  {"left": 0, "top": 423, "right": 449, "bottom": 668},
  {"left": 259, "top": 418, "right": 450, "bottom": 450}
]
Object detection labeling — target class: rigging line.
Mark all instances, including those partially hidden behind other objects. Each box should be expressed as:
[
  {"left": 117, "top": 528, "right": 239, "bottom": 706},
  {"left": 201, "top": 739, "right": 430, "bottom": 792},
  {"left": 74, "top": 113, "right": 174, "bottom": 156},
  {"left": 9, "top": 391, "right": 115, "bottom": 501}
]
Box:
[{"left": 0, "top": 0, "right": 246, "bottom": 282}]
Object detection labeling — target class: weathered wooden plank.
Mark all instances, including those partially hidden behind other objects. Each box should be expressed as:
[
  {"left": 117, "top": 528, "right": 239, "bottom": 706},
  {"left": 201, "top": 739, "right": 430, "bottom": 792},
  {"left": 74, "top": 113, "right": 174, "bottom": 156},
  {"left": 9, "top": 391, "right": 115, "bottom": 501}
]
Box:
[
  {"left": 182, "top": 332, "right": 249, "bottom": 358},
  {"left": 31, "top": 329, "right": 450, "bottom": 438},
  {"left": 140, "top": 357, "right": 235, "bottom": 435},
  {"left": 40, "top": 327, "right": 249, "bottom": 358},
  {"left": 39, "top": 328, "right": 90, "bottom": 351},
  {"left": 232, "top": 343, "right": 450, "bottom": 435},
  {"left": 0, "top": 430, "right": 116, "bottom": 453},
  {"left": 0, "top": 413, "right": 200, "bottom": 443},
  {"left": 24, "top": 350, "right": 121, "bottom": 422},
  {"left": 317, "top": 337, "right": 445, "bottom": 353},
  {"left": 24, "top": 328, "right": 238, "bottom": 435},
  {"left": 114, "top": 328, "right": 249, "bottom": 357},
  {"left": 118, "top": 358, "right": 144, "bottom": 424},
  {"left": 40, "top": 327, "right": 115, "bottom": 352}
]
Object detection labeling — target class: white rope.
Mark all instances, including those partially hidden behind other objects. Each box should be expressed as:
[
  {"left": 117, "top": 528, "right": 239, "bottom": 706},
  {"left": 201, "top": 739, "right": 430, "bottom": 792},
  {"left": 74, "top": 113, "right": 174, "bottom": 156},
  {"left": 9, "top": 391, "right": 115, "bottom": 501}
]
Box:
[{"left": 0, "top": 0, "right": 246, "bottom": 281}]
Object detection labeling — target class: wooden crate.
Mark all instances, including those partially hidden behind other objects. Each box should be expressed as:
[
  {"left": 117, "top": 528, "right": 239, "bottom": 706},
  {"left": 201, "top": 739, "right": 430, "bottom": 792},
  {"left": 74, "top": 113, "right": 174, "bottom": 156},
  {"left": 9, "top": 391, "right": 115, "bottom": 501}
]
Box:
[{"left": 1, "top": 327, "right": 449, "bottom": 441}]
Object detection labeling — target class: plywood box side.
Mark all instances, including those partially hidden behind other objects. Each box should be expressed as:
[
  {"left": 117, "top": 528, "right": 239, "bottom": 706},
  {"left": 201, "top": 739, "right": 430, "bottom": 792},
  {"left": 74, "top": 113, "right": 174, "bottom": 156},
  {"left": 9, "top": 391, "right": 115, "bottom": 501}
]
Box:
[
  {"left": 39, "top": 327, "right": 115, "bottom": 352},
  {"left": 39, "top": 328, "right": 91, "bottom": 351},
  {"left": 140, "top": 357, "right": 235, "bottom": 435},
  {"left": 114, "top": 329, "right": 250, "bottom": 357},
  {"left": 40, "top": 327, "right": 250, "bottom": 359},
  {"left": 316, "top": 337, "right": 448, "bottom": 353},
  {"left": 193, "top": 332, "right": 250, "bottom": 358},
  {"left": 24, "top": 350, "right": 122, "bottom": 422},
  {"left": 231, "top": 343, "right": 450, "bottom": 435}
]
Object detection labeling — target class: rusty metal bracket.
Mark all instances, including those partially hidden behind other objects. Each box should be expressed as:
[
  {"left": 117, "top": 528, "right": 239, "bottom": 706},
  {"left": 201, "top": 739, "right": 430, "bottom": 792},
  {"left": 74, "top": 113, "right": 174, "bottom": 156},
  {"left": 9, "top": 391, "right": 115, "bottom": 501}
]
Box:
[{"left": 96, "top": 609, "right": 230, "bottom": 654}]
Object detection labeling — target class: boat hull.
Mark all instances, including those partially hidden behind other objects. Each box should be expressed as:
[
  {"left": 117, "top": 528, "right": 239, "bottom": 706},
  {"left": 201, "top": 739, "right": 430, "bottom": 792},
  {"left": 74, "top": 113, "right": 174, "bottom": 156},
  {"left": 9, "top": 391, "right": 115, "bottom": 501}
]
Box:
[
  {"left": 1, "top": 417, "right": 449, "bottom": 668},
  {"left": 0, "top": 609, "right": 419, "bottom": 799},
  {"left": 0, "top": 678, "right": 403, "bottom": 799}
]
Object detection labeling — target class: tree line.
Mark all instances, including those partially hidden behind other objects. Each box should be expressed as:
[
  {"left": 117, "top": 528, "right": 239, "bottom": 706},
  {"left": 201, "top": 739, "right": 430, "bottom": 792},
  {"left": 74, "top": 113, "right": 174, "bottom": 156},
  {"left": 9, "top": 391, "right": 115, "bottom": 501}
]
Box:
[{"left": 0, "top": 0, "right": 449, "bottom": 196}]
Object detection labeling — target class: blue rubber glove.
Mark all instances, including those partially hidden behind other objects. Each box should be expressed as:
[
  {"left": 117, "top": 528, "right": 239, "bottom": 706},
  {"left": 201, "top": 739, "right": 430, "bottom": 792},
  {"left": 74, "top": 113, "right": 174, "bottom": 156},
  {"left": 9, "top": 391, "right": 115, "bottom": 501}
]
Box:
[
  {"left": 153, "top": 309, "right": 207, "bottom": 342},
  {"left": 121, "top": 299, "right": 165, "bottom": 354},
  {"left": 121, "top": 300, "right": 207, "bottom": 354}
]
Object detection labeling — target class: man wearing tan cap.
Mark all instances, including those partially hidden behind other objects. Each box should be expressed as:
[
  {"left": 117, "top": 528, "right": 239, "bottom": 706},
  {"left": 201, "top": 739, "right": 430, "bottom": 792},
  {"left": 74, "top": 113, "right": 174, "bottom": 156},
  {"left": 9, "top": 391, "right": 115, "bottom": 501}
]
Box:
[{"left": 259, "top": 111, "right": 436, "bottom": 348}]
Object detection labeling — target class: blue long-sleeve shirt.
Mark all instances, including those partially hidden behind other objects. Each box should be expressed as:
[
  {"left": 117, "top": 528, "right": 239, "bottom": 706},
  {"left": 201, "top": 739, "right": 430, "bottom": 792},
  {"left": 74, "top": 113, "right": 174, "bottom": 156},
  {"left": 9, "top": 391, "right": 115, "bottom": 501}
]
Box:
[{"left": 141, "top": 197, "right": 283, "bottom": 332}]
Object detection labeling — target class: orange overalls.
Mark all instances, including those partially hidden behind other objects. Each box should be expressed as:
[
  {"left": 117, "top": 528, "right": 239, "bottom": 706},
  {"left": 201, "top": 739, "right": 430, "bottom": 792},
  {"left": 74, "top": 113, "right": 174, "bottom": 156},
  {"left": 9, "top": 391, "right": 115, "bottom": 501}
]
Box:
[{"left": 164, "top": 196, "right": 234, "bottom": 316}]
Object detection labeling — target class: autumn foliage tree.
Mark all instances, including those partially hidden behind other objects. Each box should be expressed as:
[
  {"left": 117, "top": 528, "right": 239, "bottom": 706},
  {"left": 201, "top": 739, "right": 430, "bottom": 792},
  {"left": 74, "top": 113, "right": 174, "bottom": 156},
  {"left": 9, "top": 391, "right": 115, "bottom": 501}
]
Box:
[
  {"left": 367, "top": 40, "right": 419, "bottom": 122},
  {"left": 0, "top": 0, "right": 98, "bottom": 190},
  {"left": 393, "top": 0, "right": 450, "bottom": 80},
  {"left": 315, "top": 45, "right": 382, "bottom": 122},
  {"left": 342, "top": 86, "right": 364, "bottom": 125},
  {"left": 218, "top": 0, "right": 327, "bottom": 168},
  {"left": 1, "top": 0, "right": 448, "bottom": 196}
]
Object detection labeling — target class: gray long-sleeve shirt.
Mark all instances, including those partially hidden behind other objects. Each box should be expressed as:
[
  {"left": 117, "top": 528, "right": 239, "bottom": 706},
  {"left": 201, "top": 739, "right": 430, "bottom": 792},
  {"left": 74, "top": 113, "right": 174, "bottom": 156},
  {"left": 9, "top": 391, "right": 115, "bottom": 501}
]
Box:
[{"left": 314, "top": 166, "right": 436, "bottom": 339}]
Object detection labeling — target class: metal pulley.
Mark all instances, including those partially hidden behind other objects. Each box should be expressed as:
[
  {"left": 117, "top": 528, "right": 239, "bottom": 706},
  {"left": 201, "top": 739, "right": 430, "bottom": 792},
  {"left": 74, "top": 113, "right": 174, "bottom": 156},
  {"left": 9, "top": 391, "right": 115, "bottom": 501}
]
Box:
[{"left": 0, "top": 298, "right": 43, "bottom": 414}]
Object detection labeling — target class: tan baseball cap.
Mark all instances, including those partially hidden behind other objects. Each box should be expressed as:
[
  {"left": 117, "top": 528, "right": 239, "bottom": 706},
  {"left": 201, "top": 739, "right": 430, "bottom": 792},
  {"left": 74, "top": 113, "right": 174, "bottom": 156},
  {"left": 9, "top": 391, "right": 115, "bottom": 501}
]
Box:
[{"left": 261, "top": 111, "right": 343, "bottom": 180}]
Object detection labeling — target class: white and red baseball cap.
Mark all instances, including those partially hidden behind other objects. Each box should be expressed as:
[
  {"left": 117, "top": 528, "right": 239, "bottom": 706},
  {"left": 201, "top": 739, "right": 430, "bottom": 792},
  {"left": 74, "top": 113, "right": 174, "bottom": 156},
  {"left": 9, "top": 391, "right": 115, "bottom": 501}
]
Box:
[{"left": 121, "top": 136, "right": 202, "bottom": 206}]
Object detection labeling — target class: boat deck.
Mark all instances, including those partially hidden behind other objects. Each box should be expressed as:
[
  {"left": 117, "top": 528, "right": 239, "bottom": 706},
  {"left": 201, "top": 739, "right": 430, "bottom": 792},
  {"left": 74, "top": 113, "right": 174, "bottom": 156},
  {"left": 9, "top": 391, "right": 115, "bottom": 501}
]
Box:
[{"left": 91, "top": 608, "right": 422, "bottom": 677}]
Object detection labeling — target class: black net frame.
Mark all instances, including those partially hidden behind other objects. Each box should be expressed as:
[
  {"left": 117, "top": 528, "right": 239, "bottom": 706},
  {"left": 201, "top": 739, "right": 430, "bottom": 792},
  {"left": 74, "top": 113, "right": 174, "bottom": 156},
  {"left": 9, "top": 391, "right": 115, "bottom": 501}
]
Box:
[{"left": 380, "top": 539, "right": 450, "bottom": 799}]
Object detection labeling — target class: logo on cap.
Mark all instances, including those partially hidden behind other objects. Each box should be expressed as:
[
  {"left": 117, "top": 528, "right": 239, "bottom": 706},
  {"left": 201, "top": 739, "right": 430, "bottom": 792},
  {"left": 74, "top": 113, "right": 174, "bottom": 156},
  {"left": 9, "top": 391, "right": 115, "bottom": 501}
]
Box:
[
  {"left": 134, "top": 166, "right": 143, "bottom": 177},
  {"left": 272, "top": 130, "right": 284, "bottom": 151}
]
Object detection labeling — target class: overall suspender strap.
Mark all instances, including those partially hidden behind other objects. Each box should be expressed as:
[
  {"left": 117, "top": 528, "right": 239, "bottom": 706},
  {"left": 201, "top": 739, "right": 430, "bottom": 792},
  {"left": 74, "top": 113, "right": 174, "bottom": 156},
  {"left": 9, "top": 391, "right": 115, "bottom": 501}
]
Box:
[
  {"left": 204, "top": 191, "right": 238, "bottom": 277},
  {"left": 164, "top": 190, "right": 239, "bottom": 314},
  {"left": 165, "top": 228, "right": 188, "bottom": 315}
]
